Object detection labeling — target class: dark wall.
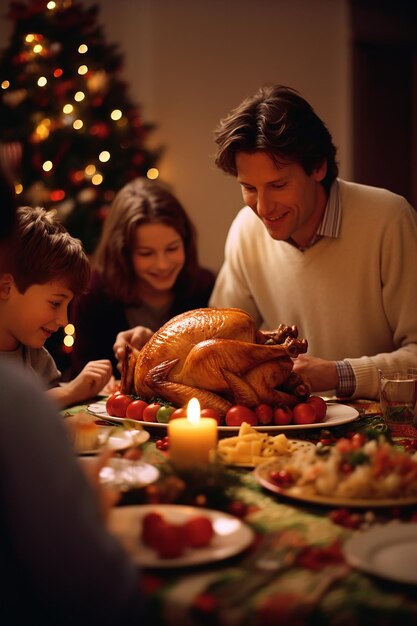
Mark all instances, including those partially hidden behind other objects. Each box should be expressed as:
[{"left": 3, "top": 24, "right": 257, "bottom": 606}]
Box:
[{"left": 350, "top": 0, "right": 417, "bottom": 206}]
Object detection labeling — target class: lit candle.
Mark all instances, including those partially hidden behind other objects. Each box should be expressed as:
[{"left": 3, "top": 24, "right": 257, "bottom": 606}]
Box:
[{"left": 168, "top": 398, "right": 218, "bottom": 469}]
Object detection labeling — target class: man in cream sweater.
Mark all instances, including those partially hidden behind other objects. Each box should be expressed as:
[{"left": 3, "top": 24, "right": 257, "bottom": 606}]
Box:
[{"left": 209, "top": 84, "right": 417, "bottom": 400}]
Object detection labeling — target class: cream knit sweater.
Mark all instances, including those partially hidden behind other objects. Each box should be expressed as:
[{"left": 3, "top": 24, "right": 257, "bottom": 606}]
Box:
[{"left": 210, "top": 179, "right": 417, "bottom": 399}]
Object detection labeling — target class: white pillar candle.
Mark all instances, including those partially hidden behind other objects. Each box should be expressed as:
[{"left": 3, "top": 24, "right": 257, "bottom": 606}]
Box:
[{"left": 168, "top": 398, "right": 218, "bottom": 469}]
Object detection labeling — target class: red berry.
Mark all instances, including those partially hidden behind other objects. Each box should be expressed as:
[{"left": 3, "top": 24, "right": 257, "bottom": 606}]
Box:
[
  {"left": 269, "top": 469, "right": 294, "bottom": 488},
  {"left": 227, "top": 501, "right": 248, "bottom": 518}
]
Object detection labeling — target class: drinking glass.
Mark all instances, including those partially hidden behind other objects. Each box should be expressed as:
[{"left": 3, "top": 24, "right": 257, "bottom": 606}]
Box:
[{"left": 378, "top": 368, "right": 417, "bottom": 427}]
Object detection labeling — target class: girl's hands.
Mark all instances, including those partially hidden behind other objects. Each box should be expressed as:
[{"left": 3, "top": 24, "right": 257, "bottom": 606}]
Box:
[{"left": 113, "top": 326, "right": 153, "bottom": 371}]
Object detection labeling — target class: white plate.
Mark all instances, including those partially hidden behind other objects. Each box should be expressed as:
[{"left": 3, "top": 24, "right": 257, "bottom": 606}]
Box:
[
  {"left": 80, "top": 458, "right": 160, "bottom": 490},
  {"left": 254, "top": 457, "right": 417, "bottom": 508},
  {"left": 343, "top": 524, "right": 417, "bottom": 585},
  {"left": 88, "top": 402, "right": 359, "bottom": 432},
  {"left": 79, "top": 426, "right": 150, "bottom": 455},
  {"left": 107, "top": 504, "right": 254, "bottom": 568}
]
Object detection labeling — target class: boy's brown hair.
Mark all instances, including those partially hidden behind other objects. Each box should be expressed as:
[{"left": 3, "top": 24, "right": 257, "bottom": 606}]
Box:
[{"left": 8, "top": 206, "right": 90, "bottom": 294}]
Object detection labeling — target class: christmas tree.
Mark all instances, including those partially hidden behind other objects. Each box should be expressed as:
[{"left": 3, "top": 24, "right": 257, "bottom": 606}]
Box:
[{"left": 0, "top": 0, "right": 160, "bottom": 254}]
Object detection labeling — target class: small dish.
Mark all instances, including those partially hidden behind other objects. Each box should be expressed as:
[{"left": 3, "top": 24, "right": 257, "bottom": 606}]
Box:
[
  {"left": 78, "top": 425, "right": 150, "bottom": 455},
  {"left": 343, "top": 523, "right": 417, "bottom": 584},
  {"left": 107, "top": 504, "right": 255, "bottom": 568},
  {"left": 254, "top": 457, "right": 417, "bottom": 508},
  {"left": 80, "top": 457, "right": 160, "bottom": 491}
]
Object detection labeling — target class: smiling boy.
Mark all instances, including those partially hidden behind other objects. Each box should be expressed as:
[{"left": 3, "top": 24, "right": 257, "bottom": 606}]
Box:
[{"left": 0, "top": 206, "right": 112, "bottom": 407}]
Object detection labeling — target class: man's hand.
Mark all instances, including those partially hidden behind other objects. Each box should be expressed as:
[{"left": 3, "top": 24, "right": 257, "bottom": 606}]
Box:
[
  {"left": 292, "top": 354, "right": 338, "bottom": 392},
  {"left": 113, "top": 326, "right": 153, "bottom": 372}
]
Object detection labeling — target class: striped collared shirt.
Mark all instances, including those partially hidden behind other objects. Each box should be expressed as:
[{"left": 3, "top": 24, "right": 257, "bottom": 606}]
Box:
[
  {"left": 291, "top": 179, "right": 355, "bottom": 396},
  {"left": 288, "top": 179, "right": 341, "bottom": 250},
  {"left": 316, "top": 179, "right": 341, "bottom": 239}
]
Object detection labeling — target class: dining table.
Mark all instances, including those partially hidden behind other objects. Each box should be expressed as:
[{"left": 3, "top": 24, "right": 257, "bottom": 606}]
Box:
[{"left": 64, "top": 398, "right": 417, "bottom": 626}]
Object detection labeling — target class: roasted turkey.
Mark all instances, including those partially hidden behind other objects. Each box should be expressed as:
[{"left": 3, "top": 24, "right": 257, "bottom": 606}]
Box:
[{"left": 121, "top": 307, "right": 309, "bottom": 415}]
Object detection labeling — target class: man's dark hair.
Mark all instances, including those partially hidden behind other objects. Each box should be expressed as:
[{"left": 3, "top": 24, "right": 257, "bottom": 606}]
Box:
[{"left": 214, "top": 84, "right": 338, "bottom": 191}]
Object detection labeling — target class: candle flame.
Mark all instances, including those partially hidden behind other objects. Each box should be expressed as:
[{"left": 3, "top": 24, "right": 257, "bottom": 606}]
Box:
[{"left": 187, "top": 398, "right": 201, "bottom": 424}]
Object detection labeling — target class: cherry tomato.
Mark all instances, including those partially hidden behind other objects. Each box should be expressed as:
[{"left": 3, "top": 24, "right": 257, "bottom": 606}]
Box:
[
  {"left": 141, "top": 512, "right": 167, "bottom": 549},
  {"left": 350, "top": 432, "right": 367, "bottom": 449},
  {"left": 142, "top": 402, "right": 162, "bottom": 422},
  {"left": 125, "top": 399, "right": 148, "bottom": 421},
  {"left": 183, "top": 515, "right": 214, "bottom": 548},
  {"left": 227, "top": 501, "right": 248, "bottom": 518},
  {"left": 335, "top": 437, "right": 353, "bottom": 453},
  {"left": 200, "top": 408, "right": 222, "bottom": 425},
  {"left": 273, "top": 405, "right": 293, "bottom": 425},
  {"left": 255, "top": 403, "right": 273, "bottom": 425},
  {"left": 307, "top": 396, "right": 327, "bottom": 421},
  {"left": 105, "top": 391, "right": 120, "bottom": 415},
  {"left": 156, "top": 405, "right": 175, "bottom": 423},
  {"left": 169, "top": 408, "right": 187, "bottom": 420},
  {"left": 157, "top": 523, "right": 186, "bottom": 559},
  {"left": 106, "top": 393, "right": 132, "bottom": 418},
  {"left": 225, "top": 405, "right": 258, "bottom": 427},
  {"left": 293, "top": 402, "right": 317, "bottom": 425}
]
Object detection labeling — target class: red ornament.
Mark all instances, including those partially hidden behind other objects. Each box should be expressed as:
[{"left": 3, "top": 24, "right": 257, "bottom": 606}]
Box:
[
  {"left": 132, "top": 153, "right": 144, "bottom": 166},
  {"left": 50, "top": 189, "right": 65, "bottom": 202},
  {"left": 97, "top": 206, "right": 110, "bottom": 220},
  {"left": 69, "top": 170, "right": 84, "bottom": 185},
  {"left": 53, "top": 79, "right": 76, "bottom": 100},
  {"left": 89, "top": 123, "right": 109, "bottom": 139}
]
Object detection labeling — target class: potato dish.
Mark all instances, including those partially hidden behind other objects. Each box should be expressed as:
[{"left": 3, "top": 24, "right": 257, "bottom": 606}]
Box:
[{"left": 217, "top": 422, "right": 312, "bottom": 466}]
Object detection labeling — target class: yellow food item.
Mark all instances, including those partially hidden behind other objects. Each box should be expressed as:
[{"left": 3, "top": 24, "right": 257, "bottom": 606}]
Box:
[
  {"left": 217, "top": 421, "right": 293, "bottom": 465},
  {"left": 65, "top": 412, "right": 99, "bottom": 453}
]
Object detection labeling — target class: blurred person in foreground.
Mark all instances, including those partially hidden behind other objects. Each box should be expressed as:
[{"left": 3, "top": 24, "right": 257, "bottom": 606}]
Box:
[
  {"left": 0, "top": 160, "right": 144, "bottom": 625},
  {"left": 71, "top": 176, "right": 215, "bottom": 378},
  {"left": 208, "top": 84, "right": 417, "bottom": 400}
]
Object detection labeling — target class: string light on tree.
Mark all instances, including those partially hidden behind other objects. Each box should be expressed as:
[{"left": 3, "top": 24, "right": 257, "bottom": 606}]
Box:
[
  {"left": 0, "top": 0, "right": 160, "bottom": 260},
  {"left": 84, "top": 164, "right": 96, "bottom": 177},
  {"left": 110, "top": 109, "right": 122, "bottom": 121},
  {"left": 147, "top": 168, "right": 159, "bottom": 180},
  {"left": 99, "top": 150, "right": 110, "bottom": 162},
  {"left": 63, "top": 323, "right": 75, "bottom": 353}
]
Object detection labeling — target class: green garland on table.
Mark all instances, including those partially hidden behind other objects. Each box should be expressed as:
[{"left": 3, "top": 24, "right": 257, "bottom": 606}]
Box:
[{"left": 140, "top": 444, "right": 244, "bottom": 510}]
